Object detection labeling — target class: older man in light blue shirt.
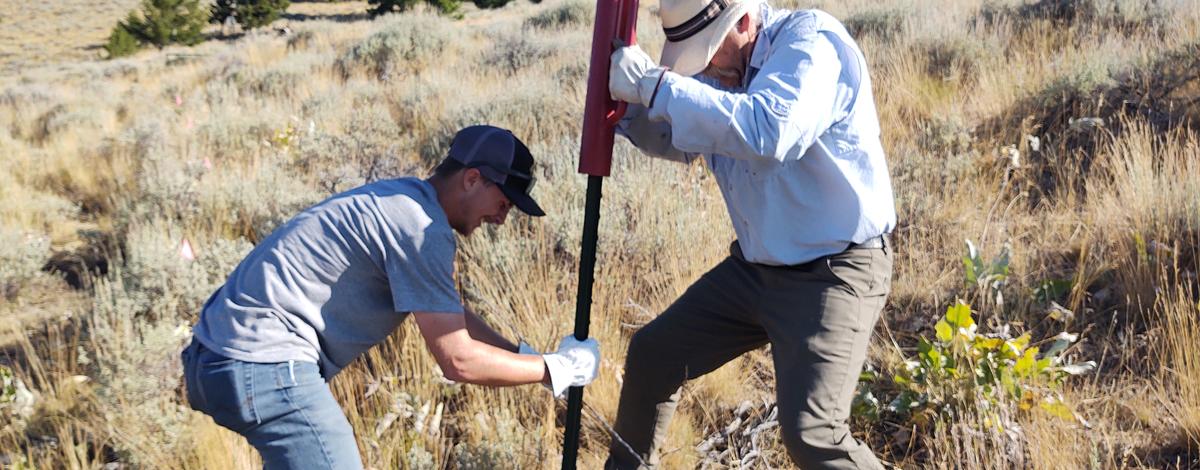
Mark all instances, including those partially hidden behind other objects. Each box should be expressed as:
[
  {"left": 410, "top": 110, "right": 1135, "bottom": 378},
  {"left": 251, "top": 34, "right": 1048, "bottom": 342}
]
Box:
[{"left": 605, "top": 0, "right": 894, "bottom": 467}]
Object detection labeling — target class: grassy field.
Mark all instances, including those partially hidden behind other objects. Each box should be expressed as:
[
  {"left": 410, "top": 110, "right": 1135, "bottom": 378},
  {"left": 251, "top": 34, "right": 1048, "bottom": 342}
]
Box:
[{"left": 1, "top": 0, "right": 1198, "bottom": 468}]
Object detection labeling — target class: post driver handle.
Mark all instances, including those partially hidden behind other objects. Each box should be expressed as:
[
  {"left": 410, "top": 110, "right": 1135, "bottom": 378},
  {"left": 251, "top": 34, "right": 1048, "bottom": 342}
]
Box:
[{"left": 604, "top": 0, "right": 640, "bottom": 126}]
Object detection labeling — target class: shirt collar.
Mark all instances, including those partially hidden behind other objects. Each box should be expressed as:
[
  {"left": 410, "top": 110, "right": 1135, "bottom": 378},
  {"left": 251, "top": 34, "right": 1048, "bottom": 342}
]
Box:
[{"left": 745, "top": 3, "right": 780, "bottom": 82}]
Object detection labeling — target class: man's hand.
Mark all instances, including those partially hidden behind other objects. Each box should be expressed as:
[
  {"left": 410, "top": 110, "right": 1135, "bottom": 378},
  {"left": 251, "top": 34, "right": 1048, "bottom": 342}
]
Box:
[
  {"left": 610, "top": 45, "right": 666, "bottom": 106},
  {"left": 541, "top": 335, "right": 601, "bottom": 397}
]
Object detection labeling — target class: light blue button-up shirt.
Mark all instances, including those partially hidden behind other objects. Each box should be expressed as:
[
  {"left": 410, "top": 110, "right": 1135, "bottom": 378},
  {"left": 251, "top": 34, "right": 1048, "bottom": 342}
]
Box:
[{"left": 619, "top": 5, "right": 896, "bottom": 266}]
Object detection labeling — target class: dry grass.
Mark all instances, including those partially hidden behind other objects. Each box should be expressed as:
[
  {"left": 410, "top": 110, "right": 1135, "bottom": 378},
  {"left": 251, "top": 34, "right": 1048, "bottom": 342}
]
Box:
[
  {"left": 0, "top": 0, "right": 141, "bottom": 74},
  {"left": 1, "top": 0, "right": 1198, "bottom": 468}
]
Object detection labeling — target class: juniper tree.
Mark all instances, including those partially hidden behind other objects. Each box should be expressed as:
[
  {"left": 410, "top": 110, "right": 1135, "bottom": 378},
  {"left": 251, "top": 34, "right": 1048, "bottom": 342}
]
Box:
[
  {"left": 119, "top": 0, "right": 208, "bottom": 49},
  {"left": 368, "top": 0, "right": 460, "bottom": 17},
  {"left": 211, "top": 0, "right": 291, "bottom": 30},
  {"left": 104, "top": 24, "right": 140, "bottom": 59}
]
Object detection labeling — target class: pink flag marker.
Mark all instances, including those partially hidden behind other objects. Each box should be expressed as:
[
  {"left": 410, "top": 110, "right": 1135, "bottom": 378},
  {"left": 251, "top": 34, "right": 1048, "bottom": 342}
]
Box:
[{"left": 179, "top": 238, "right": 196, "bottom": 261}]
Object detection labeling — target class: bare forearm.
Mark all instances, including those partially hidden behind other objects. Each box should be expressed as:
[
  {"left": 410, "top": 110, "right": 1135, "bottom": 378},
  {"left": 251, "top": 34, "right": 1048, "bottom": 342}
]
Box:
[
  {"left": 463, "top": 306, "right": 519, "bottom": 352},
  {"left": 445, "top": 342, "right": 547, "bottom": 386},
  {"left": 414, "top": 311, "right": 547, "bottom": 387}
]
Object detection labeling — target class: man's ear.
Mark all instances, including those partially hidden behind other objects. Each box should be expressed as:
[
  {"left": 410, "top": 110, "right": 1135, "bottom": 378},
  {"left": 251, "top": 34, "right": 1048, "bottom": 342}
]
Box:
[
  {"left": 462, "top": 167, "right": 483, "bottom": 190},
  {"left": 737, "top": 13, "right": 752, "bottom": 33}
]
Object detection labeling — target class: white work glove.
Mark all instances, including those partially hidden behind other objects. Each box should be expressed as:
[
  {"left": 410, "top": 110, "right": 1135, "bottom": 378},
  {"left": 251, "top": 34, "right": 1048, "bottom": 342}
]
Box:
[
  {"left": 541, "top": 335, "right": 601, "bottom": 398},
  {"left": 610, "top": 45, "right": 667, "bottom": 106}
]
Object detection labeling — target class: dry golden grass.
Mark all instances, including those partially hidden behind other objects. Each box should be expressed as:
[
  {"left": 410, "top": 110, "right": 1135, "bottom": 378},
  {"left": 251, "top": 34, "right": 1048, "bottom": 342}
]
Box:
[
  {"left": 1, "top": 0, "right": 1198, "bottom": 468},
  {"left": 0, "top": 0, "right": 141, "bottom": 74}
]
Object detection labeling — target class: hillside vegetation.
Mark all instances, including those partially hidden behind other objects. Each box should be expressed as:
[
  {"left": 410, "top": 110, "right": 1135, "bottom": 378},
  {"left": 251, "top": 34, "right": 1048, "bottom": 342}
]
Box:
[{"left": 1, "top": 0, "right": 1198, "bottom": 468}]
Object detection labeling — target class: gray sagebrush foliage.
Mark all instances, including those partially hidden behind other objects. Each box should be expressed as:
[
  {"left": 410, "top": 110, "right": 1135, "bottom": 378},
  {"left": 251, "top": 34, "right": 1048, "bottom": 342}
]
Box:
[
  {"left": 298, "top": 103, "right": 412, "bottom": 193},
  {"left": 85, "top": 220, "right": 251, "bottom": 463},
  {"left": 451, "top": 412, "right": 538, "bottom": 470},
  {"left": 0, "top": 229, "right": 50, "bottom": 300},
  {"left": 120, "top": 221, "right": 252, "bottom": 321},
  {"left": 196, "top": 160, "right": 320, "bottom": 240},
  {"left": 336, "top": 15, "right": 457, "bottom": 81},
  {"left": 482, "top": 32, "right": 556, "bottom": 75},
  {"left": 524, "top": 0, "right": 593, "bottom": 30},
  {"left": 90, "top": 279, "right": 193, "bottom": 466},
  {"left": 124, "top": 120, "right": 205, "bottom": 223}
]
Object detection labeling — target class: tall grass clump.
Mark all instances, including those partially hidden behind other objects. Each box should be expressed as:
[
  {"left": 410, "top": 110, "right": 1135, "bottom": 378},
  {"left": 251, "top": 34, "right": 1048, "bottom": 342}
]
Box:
[{"left": 1155, "top": 279, "right": 1200, "bottom": 452}]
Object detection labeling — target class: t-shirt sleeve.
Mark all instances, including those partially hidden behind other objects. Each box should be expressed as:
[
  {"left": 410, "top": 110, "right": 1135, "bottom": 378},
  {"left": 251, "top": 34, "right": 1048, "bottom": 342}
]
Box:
[{"left": 385, "top": 228, "right": 464, "bottom": 314}]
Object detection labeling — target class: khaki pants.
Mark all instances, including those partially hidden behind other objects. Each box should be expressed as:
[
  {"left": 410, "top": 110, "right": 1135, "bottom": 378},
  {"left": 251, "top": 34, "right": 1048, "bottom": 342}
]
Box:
[{"left": 606, "top": 240, "right": 891, "bottom": 469}]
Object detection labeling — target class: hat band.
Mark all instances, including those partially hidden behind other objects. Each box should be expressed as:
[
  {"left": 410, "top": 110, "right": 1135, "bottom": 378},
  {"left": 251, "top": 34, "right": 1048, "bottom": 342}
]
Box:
[{"left": 663, "top": 0, "right": 728, "bottom": 42}]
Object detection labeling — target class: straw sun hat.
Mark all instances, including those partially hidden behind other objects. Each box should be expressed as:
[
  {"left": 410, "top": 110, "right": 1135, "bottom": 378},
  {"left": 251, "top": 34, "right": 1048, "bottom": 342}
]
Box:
[{"left": 658, "top": 0, "right": 763, "bottom": 76}]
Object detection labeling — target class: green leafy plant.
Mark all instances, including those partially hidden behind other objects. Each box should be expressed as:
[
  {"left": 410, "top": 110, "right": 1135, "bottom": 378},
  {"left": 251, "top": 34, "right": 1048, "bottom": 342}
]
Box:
[
  {"left": 963, "top": 239, "right": 1010, "bottom": 306},
  {"left": 886, "top": 301, "right": 1095, "bottom": 427},
  {"left": 0, "top": 364, "right": 34, "bottom": 435},
  {"left": 0, "top": 365, "right": 16, "bottom": 405}
]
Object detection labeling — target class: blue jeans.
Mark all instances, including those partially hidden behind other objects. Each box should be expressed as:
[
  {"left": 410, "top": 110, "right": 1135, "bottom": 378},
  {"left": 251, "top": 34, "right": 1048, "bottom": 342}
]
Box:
[{"left": 181, "top": 340, "right": 364, "bottom": 470}]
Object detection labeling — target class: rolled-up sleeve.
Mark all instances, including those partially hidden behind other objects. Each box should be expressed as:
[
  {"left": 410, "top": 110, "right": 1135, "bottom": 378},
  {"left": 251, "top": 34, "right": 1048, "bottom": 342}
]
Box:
[{"left": 645, "top": 27, "right": 844, "bottom": 163}]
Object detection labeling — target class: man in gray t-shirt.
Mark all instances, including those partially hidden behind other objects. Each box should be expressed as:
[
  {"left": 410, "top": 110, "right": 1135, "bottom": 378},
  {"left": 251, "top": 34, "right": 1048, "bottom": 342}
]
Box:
[{"left": 181, "top": 125, "right": 599, "bottom": 470}]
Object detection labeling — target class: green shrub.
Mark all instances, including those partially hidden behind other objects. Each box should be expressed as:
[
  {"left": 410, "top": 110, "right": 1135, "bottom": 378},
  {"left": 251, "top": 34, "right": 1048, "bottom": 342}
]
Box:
[
  {"left": 368, "top": 0, "right": 460, "bottom": 17},
  {"left": 118, "top": 0, "right": 209, "bottom": 49},
  {"left": 211, "top": 0, "right": 291, "bottom": 30},
  {"left": 962, "top": 239, "right": 1011, "bottom": 308},
  {"left": 472, "top": 0, "right": 514, "bottom": 9},
  {"left": 104, "top": 24, "right": 141, "bottom": 59}
]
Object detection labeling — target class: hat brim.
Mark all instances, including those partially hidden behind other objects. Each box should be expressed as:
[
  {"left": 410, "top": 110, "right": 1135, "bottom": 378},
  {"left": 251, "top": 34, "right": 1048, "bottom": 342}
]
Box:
[
  {"left": 499, "top": 185, "right": 545, "bottom": 217},
  {"left": 660, "top": 0, "right": 761, "bottom": 77}
]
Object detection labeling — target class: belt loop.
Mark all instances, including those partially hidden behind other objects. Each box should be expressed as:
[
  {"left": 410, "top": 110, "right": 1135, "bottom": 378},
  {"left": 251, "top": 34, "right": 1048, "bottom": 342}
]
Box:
[
  {"left": 882, "top": 234, "right": 890, "bottom": 255},
  {"left": 288, "top": 360, "right": 297, "bottom": 387}
]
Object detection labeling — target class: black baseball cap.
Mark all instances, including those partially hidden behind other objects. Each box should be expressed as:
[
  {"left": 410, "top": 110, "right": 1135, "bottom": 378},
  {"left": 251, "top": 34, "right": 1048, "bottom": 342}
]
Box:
[{"left": 446, "top": 125, "right": 545, "bottom": 217}]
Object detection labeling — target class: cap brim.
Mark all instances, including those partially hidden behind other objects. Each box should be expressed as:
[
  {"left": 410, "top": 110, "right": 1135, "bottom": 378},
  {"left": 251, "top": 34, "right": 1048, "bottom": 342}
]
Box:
[
  {"left": 660, "top": 0, "right": 760, "bottom": 77},
  {"left": 499, "top": 186, "right": 545, "bottom": 217}
]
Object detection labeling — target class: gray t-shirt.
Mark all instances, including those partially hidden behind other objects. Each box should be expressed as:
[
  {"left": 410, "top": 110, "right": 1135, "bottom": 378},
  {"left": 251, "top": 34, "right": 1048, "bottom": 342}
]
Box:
[{"left": 193, "top": 178, "right": 463, "bottom": 379}]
